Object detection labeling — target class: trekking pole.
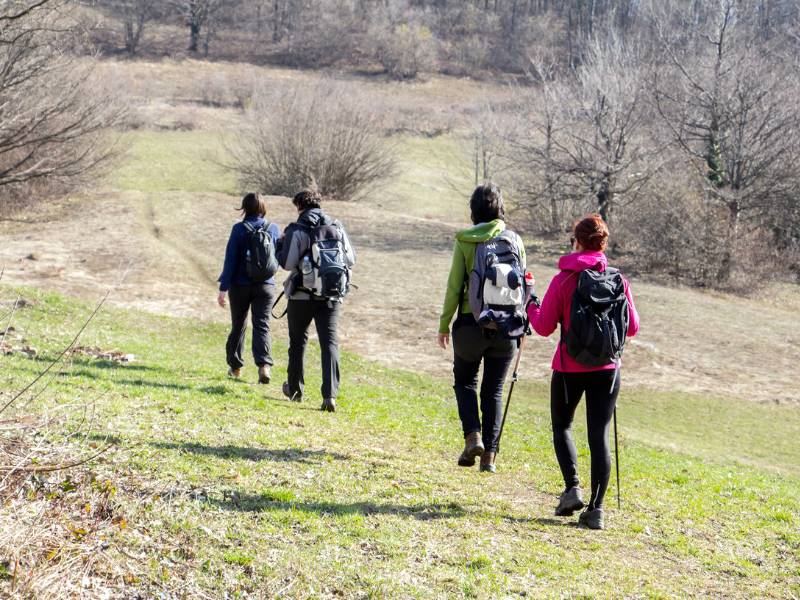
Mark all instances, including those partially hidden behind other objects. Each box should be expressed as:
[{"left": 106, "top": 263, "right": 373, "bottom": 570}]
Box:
[
  {"left": 496, "top": 334, "right": 527, "bottom": 450},
  {"left": 613, "top": 406, "right": 621, "bottom": 510}
]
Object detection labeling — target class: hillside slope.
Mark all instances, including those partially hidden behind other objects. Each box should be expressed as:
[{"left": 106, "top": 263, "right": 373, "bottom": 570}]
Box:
[{"left": 1, "top": 290, "right": 798, "bottom": 598}]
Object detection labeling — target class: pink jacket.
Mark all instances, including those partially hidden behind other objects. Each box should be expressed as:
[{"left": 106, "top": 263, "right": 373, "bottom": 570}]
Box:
[{"left": 527, "top": 251, "right": 640, "bottom": 373}]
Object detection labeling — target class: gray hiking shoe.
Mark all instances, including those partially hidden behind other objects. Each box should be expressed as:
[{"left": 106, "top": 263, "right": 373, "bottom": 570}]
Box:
[
  {"left": 479, "top": 451, "right": 497, "bottom": 473},
  {"left": 578, "top": 508, "right": 605, "bottom": 530},
  {"left": 458, "top": 432, "right": 485, "bottom": 467},
  {"left": 282, "top": 381, "right": 302, "bottom": 402},
  {"left": 555, "top": 487, "right": 585, "bottom": 517}
]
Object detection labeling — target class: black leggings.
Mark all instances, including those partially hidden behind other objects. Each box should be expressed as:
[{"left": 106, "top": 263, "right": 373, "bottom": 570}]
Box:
[{"left": 551, "top": 369, "right": 620, "bottom": 510}]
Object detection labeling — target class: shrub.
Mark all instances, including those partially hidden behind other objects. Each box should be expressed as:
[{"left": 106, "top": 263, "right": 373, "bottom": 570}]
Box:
[
  {"left": 368, "top": 21, "right": 437, "bottom": 80},
  {"left": 229, "top": 82, "right": 397, "bottom": 202}
]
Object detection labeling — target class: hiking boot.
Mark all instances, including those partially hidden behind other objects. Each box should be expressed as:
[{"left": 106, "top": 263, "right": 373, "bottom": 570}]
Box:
[
  {"left": 258, "top": 365, "right": 271, "bottom": 385},
  {"left": 578, "top": 507, "right": 605, "bottom": 530},
  {"left": 282, "top": 381, "right": 302, "bottom": 402},
  {"left": 555, "top": 487, "right": 585, "bottom": 517},
  {"left": 228, "top": 368, "right": 241, "bottom": 379},
  {"left": 321, "top": 398, "right": 336, "bottom": 413},
  {"left": 457, "top": 432, "right": 485, "bottom": 467},
  {"left": 479, "top": 451, "right": 497, "bottom": 473}
]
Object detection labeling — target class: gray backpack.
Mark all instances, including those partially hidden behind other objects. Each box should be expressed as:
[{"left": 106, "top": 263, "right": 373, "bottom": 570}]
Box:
[{"left": 468, "top": 230, "right": 529, "bottom": 339}]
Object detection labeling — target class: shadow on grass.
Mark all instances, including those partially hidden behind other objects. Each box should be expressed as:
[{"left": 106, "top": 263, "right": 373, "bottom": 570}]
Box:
[
  {"left": 150, "top": 442, "right": 349, "bottom": 463},
  {"left": 205, "top": 490, "right": 466, "bottom": 520}
]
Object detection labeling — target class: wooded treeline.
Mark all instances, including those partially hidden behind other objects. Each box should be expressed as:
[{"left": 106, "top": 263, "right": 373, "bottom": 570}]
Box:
[{"left": 86, "top": 1, "right": 800, "bottom": 77}]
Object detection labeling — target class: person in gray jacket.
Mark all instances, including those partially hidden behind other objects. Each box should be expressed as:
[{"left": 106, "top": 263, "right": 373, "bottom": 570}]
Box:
[{"left": 277, "top": 188, "right": 356, "bottom": 412}]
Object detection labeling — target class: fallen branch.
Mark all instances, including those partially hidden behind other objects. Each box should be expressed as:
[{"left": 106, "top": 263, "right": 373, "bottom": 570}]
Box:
[{"left": 0, "top": 443, "right": 112, "bottom": 474}]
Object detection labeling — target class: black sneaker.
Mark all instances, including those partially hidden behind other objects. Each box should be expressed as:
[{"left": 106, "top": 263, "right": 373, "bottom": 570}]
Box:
[
  {"left": 282, "top": 381, "right": 302, "bottom": 402},
  {"left": 578, "top": 508, "right": 605, "bottom": 530},
  {"left": 555, "top": 487, "right": 585, "bottom": 517}
]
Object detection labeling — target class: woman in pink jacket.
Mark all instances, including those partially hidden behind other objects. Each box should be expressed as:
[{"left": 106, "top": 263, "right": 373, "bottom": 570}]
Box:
[{"left": 527, "top": 215, "right": 640, "bottom": 530}]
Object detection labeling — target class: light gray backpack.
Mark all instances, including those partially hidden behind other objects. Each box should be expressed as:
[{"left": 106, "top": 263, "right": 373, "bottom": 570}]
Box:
[{"left": 467, "top": 230, "right": 529, "bottom": 339}]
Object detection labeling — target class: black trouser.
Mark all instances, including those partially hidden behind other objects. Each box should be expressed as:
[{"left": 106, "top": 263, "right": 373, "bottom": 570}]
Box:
[
  {"left": 551, "top": 369, "right": 621, "bottom": 510},
  {"left": 452, "top": 315, "right": 515, "bottom": 453},
  {"left": 226, "top": 283, "right": 276, "bottom": 370},
  {"left": 286, "top": 299, "right": 341, "bottom": 400}
]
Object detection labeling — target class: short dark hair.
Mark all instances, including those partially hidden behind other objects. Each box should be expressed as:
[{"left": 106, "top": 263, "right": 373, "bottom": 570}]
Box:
[
  {"left": 240, "top": 192, "right": 267, "bottom": 218},
  {"left": 293, "top": 188, "right": 322, "bottom": 211},
  {"left": 470, "top": 183, "right": 505, "bottom": 225}
]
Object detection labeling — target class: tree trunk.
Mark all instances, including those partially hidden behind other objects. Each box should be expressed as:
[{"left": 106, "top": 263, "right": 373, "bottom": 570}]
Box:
[
  {"left": 189, "top": 22, "right": 200, "bottom": 52},
  {"left": 718, "top": 198, "right": 741, "bottom": 281}
]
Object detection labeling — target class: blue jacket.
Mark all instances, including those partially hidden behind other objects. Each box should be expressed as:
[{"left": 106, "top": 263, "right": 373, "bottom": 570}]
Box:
[{"left": 218, "top": 217, "right": 281, "bottom": 291}]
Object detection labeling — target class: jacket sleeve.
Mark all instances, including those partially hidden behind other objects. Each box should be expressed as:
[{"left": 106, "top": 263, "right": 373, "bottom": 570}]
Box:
[
  {"left": 282, "top": 226, "right": 308, "bottom": 273},
  {"left": 438, "top": 241, "right": 466, "bottom": 335},
  {"left": 624, "top": 278, "right": 640, "bottom": 337},
  {"left": 527, "top": 275, "right": 562, "bottom": 338},
  {"left": 342, "top": 225, "right": 356, "bottom": 267},
  {"left": 218, "top": 225, "right": 240, "bottom": 292},
  {"left": 268, "top": 223, "right": 280, "bottom": 245}
]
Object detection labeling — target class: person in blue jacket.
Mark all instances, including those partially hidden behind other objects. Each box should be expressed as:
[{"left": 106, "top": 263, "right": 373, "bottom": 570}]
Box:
[{"left": 217, "top": 193, "right": 281, "bottom": 384}]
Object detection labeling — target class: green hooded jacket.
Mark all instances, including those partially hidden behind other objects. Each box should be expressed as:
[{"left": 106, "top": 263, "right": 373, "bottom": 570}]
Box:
[{"left": 438, "top": 219, "right": 526, "bottom": 334}]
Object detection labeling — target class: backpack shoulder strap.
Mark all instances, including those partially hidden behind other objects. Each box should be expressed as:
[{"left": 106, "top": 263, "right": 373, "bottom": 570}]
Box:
[{"left": 242, "top": 221, "right": 255, "bottom": 233}]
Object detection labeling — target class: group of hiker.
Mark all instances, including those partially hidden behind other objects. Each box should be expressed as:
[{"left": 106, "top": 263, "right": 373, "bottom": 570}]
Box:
[
  {"left": 218, "top": 183, "right": 639, "bottom": 530},
  {"left": 217, "top": 188, "right": 355, "bottom": 413}
]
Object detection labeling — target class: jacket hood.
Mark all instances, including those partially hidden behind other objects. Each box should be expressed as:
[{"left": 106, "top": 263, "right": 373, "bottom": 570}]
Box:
[
  {"left": 455, "top": 219, "right": 506, "bottom": 243},
  {"left": 558, "top": 251, "right": 607, "bottom": 272},
  {"left": 297, "top": 208, "right": 326, "bottom": 227},
  {"left": 243, "top": 215, "right": 266, "bottom": 226}
]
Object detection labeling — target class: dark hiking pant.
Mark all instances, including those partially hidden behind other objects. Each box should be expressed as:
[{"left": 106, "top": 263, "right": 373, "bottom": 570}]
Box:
[
  {"left": 226, "top": 283, "right": 276, "bottom": 370},
  {"left": 551, "top": 369, "right": 621, "bottom": 510},
  {"left": 286, "top": 299, "right": 341, "bottom": 401},
  {"left": 452, "top": 315, "right": 515, "bottom": 453}
]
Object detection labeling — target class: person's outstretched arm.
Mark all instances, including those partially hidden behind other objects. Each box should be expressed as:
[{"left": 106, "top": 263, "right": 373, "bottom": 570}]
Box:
[{"left": 527, "top": 276, "right": 562, "bottom": 337}]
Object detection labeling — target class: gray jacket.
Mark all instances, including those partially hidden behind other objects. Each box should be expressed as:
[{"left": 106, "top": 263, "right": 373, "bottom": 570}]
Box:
[{"left": 278, "top": 208, "right": 356, "bottom": 301}]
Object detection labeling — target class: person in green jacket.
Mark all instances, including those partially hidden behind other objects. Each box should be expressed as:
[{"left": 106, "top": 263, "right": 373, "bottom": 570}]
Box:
[{"left": 437, "top": 183, "right": 526, "bottom": 473}]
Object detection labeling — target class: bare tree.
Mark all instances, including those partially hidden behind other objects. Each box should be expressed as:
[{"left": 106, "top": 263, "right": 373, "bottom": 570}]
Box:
[
  {"left": 654, "top": 0, "right": 800, "bottom": 280},
  {"left": 105, "top": 0, "right": 157, "bottom": 54},
  {"left": 171, "top": 0, "right": 224, "bottom": 54},
  {"left": 229, "top": 81, "right": 397, "bottom": 201},
  {"left": 0, "top": 0, "right": 124, "bottom": 209},
  {"left": 503, "top": 41, "right": 658, "bottom": 232}
]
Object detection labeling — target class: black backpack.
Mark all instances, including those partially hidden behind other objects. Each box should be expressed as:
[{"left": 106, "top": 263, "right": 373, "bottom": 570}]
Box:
[
  {"left": 300, "top": 218, "right": 350, "bottom": 301},
  {"left": 242, "top": 221, "right": 278, "bottom": 283},
  {"left": 563, "top": 267, "right": 629, "bottom": 367}
]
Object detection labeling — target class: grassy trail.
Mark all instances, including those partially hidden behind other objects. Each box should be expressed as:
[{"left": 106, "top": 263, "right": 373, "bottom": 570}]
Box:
[{"left": 2, "top": 289, "right": 798, "bottom": 598}]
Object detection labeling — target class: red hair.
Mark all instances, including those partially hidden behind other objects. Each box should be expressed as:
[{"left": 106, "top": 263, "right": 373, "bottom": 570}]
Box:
[{"left": 573, "top": 214, "right": 609, "bottom": 252}]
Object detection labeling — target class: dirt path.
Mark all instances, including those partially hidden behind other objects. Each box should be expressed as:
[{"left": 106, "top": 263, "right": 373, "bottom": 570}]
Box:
[{"left": 1, "top": 191, "right": 799, "bottom": 405}]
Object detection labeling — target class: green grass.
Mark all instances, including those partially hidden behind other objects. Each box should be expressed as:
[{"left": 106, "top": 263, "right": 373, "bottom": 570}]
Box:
[
  {"left": 112, "top": 130, "right": 238, "bottom": 194},
  {"left": 2, "top": 287, "right": 799, "bottom": 598}
]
